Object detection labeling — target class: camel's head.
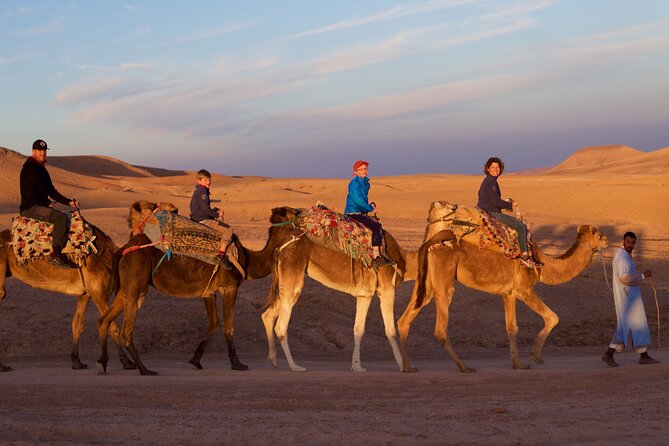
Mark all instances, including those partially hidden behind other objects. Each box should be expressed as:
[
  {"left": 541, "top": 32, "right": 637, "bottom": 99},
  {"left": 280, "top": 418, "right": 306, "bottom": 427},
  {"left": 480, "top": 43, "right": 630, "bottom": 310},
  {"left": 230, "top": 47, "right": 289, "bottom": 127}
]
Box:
[
  {"left": 270, "top": 206, "right": 301, "bottom": 225},
  {"left": 128, "top": 200, "right": 178, "bottom": 232},
  {"left": 577, "top": 225, "right": 609, "bottom": 252},
  {"left": 427, "top": 200, "right": 458, "bottom": 224}
]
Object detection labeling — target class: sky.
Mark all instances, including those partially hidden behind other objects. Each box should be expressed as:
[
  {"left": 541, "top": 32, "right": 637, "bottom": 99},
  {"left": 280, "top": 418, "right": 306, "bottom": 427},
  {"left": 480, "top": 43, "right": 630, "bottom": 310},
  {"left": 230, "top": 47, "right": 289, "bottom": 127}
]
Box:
[{"left": 2, "top": 0, "right": 669, "bottom": 178}]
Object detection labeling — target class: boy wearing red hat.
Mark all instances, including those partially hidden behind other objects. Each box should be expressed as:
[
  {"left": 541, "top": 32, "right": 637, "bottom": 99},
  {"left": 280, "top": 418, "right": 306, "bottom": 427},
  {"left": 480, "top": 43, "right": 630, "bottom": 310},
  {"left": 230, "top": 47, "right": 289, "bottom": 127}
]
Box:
[{"left": 344, "top": 160, "right": 393, "bottom": 266}]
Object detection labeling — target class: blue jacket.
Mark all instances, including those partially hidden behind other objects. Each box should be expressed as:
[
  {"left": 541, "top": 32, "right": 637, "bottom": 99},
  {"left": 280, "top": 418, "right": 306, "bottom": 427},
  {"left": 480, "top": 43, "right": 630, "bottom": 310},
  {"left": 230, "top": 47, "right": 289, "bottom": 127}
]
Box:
[
  {"left": 189, "top": 184, "right": 220, "bottom": 222},
  {"left": 477, "top": 174, "right": 512, "bottom": 214},
  {"left": 345, "top": 176, "right": 374, "bottom": 214}
]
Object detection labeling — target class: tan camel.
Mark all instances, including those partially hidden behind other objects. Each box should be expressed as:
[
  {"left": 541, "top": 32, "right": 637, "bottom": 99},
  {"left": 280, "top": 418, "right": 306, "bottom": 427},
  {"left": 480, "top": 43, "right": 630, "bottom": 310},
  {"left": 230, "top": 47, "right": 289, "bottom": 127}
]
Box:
[
  {"left": 397, "top": 200, "right": 609, "bottom": 372},
  {"left": 261, "top": 229, "right": 417, "bottom": 372},
  {"left": 0, "top": 201, "right": 167, "bottom": 372},
  {"left": 96, "top": 205, "right": 302, "bottom": 375}
]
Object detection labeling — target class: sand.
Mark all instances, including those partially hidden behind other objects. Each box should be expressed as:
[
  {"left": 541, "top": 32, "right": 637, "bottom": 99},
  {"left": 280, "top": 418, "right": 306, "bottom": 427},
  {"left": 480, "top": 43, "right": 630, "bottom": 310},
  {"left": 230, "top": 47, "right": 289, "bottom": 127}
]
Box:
[{"left": 1, "top": 145, "right": 668, "bottom": 445}]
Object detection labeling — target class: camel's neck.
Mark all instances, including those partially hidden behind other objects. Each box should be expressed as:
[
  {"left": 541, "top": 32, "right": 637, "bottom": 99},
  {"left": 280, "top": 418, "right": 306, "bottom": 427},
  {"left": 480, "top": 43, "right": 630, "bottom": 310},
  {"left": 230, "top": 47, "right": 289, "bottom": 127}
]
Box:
[
  {"left": 537, "top": 235, "right": 597, "bottom": 285},
  {"left": 424, "top": 221, "right": 451, "bottom": 242},
  {"left": 244, "top": 226, "right": 296, "bottom": 280}
]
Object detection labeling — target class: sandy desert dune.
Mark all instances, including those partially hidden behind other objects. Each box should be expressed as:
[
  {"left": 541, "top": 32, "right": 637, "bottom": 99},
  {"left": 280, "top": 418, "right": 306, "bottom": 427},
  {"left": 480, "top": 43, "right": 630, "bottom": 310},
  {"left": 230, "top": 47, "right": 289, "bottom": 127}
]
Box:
[{"left": 1, "top": 143, "right": 668, "bottom": 445}]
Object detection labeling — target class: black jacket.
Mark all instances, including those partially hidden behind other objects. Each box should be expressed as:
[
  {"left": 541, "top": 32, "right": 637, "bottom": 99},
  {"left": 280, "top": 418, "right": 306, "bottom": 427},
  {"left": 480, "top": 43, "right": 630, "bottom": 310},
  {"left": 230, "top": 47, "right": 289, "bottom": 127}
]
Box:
[
  {"left": 189, "top": 184, "right": 220, "bottom": 222},
  {"left": 477, "top": 174, "right": 512, "bottom": 214},
  {"left": 19, "top": 157, "right": 71, "bottom": 211}
]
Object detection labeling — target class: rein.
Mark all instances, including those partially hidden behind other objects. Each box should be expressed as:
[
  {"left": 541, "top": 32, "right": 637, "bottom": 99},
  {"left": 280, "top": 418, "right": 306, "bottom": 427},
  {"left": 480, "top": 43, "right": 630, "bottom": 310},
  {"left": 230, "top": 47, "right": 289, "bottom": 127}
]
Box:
[{"left": 271, "top": 221, "right": 297, "bottom": 228}]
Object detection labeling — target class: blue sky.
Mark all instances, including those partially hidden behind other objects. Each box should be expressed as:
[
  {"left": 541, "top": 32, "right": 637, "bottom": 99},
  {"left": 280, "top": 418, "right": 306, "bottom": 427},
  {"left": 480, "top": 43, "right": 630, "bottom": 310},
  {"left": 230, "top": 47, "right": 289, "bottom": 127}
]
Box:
[{"left": 2, "top": 1, "right": 669, "bottom": 177}]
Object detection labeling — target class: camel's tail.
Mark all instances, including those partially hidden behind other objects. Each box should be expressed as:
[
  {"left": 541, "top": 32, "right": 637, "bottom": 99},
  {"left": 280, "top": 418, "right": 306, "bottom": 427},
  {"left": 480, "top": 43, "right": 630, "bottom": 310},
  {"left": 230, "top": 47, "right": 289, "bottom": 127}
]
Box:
[{"left": 414, "top": 230, "right": 455, "bottom": 309}]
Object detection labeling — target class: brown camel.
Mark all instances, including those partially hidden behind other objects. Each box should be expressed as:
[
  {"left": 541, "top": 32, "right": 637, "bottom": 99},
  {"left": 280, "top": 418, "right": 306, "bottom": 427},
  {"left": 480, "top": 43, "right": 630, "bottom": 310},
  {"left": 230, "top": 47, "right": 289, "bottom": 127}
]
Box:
[
  {"left": 261, "top": 229, "right": 417, "bottom": 372},
  {"left": 397, "top": 200, "right": 609, "bottom": 373},
  {"left": 0, "top": 209, "right": 161, "bottom": 372},
  {"left": 96, "top": 205, "right": 302, "bottom": 375}
]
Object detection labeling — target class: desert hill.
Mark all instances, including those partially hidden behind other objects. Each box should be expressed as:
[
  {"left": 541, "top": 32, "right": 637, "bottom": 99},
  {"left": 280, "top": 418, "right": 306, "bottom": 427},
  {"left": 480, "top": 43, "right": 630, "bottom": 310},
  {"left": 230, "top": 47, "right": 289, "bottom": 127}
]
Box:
[{"left": 545, "top": 145, "right": 669, "bottom": 175}]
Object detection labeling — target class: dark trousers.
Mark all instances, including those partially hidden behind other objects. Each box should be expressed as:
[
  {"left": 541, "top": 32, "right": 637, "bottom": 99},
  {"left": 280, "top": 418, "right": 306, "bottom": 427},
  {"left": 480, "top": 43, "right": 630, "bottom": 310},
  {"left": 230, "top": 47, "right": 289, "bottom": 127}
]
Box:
[
  {"left": 490, "top": 212, "right": 528, "bottom": 253},
  {"left": 347, "top": 213, "right": 384, "bottom": 247},
  {"left": 20, "top": 205, "right": 69, "bottom": 249}
]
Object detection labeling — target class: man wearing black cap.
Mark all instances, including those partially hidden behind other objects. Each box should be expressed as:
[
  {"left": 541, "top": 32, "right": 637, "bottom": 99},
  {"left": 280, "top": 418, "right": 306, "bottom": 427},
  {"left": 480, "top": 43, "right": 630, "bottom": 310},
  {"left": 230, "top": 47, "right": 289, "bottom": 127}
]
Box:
[{"left": 19, "top": 139, "right": 79, "bottom": 268}]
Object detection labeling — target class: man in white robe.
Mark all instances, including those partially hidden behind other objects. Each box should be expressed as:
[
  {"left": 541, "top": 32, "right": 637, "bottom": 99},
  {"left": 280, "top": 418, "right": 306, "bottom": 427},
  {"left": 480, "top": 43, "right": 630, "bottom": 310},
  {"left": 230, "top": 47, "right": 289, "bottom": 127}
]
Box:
[{"left": 602, "top": 232, "right": 659, "bottom": 367}]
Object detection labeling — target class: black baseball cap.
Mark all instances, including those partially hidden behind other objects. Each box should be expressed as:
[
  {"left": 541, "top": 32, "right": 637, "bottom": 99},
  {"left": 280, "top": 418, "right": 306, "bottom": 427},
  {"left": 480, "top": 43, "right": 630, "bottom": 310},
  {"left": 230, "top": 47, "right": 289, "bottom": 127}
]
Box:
[{"left": 32, "top": 139, "right": 49, "bottom": 151}]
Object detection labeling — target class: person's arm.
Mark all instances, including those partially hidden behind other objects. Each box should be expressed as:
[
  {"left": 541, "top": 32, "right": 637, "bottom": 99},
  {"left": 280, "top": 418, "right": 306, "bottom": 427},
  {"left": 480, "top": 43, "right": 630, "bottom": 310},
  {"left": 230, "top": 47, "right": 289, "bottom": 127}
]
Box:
[
  {"left": 484, "top": 179, "right": 513, "bottom": 211},
  {"left": 44, "top": 170, "right": 72, "bottom": 206},
  {"left": 349, "top": 181, "right": 374, "bottom": 213}
]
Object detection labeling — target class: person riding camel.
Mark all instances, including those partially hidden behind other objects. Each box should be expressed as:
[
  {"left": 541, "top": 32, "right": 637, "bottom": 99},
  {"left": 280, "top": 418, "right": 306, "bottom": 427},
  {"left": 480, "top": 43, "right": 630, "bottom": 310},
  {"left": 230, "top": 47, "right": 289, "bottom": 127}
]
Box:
[
  {"left": 189, "top": 169, "right": 234, "bottom": 270},
  {"left": 477, "top": 156, "right": 542, "bottom": 268},
  {"left": 19, "top": 139, "right": 79, "bottom": 269},
  {"left": 344, "top": 160, "right": 393, "bottom": 267}
]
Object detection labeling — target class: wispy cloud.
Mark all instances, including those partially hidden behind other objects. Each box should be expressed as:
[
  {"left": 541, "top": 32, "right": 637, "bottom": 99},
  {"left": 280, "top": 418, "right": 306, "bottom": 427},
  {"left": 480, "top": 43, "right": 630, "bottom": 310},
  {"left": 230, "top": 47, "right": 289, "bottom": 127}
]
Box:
[
  {"left": 173, "top": 20, "right": 258, "bottom": 44},
  {"left": 77, "top": 62, "right": 154, "bottom": 71},
  {"left": 278, "top": 0, "right": 480, "bottom": 42},
  {"left": 18, "top": 18, "right": 65, "bottom": 37},
  {"left": 4, "top": 7, "right": 35, "bottom": 16}
]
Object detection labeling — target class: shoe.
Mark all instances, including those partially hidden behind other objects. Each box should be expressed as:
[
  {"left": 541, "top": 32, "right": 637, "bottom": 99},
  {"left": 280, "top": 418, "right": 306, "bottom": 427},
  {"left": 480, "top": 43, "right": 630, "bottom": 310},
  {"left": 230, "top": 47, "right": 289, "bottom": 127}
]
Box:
[
  {"left": 601, "top": 354, "right": 618, "bottom": 368},
  {"left": 48, "top": 255, "right": 73, "bottom": 269},
  {"left": 372, "top": 255, "right": 394, "bottom": 267},
  {"left": 639, "top": 355, "right": 659, "bottom": 365},
  {"left": 216, "top": 254, "right": 233, "bottom": 270},
  {"left": 520, "top": 256, "right": 543, "bottom": 268}
]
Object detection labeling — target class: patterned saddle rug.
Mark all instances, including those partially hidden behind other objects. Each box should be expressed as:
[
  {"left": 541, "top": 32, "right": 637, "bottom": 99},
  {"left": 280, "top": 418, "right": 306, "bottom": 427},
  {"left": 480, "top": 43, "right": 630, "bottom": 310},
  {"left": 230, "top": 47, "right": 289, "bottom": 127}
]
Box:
[
  {"left": 151, "top": 211, "right": 238, "bottom": 266},
  {"left": 296, "top": 204, "right": 374, "bottom": 267},
  {"left": 437, "top": 204, "right": 523, "bottom": 259},
  {"left": 11, "top": 211, "right": 96, "bottom": 265}
]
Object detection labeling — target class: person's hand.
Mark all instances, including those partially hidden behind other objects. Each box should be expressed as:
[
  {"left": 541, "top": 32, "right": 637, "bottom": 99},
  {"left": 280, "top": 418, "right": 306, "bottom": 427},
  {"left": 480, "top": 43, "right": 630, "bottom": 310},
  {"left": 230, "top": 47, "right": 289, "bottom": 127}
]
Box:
[
  {"left": 217, "top": 209, "right": 224, "bottom": 220},
  {"left": 69, "top": 199, "right": 79, "bottom": 209},
  {"left": 643, "top": 270, "right": 652, "bottom": 278}
]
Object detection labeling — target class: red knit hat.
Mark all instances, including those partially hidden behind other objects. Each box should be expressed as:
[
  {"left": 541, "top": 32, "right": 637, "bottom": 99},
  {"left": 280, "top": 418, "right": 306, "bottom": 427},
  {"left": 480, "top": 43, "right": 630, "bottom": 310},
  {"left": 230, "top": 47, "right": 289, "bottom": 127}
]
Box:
[{"left": 353, "top": 160, "right": 369, "bottom": 171}]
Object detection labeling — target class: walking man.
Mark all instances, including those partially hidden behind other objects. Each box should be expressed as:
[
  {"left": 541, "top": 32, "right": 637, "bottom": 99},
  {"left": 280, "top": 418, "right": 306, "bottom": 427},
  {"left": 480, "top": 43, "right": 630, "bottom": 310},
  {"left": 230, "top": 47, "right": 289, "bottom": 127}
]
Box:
[{"left": 602, "top": 231, "right": 659, "bottom": 367}]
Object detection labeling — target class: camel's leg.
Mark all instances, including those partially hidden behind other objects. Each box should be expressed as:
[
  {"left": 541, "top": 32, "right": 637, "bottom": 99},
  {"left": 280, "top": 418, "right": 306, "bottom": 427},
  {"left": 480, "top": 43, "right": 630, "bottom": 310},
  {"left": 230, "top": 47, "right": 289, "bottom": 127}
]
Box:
[
  {"left": 502, "top": 294, "right": 530, "bottom": 369},
  {"left": 397, "top": 288, "right": 432, "bottom": 373},
  {"left": 351, "top": 295, "right": 373, "bottom": 372},
  {"left": 89, "top": 295, "right": 136, "bottom": 370},
  {"left": 275, "top": 295, "right": 305, "bottom": 372},
  {"left": 261, "top": 304, "right": 279, "bottom": 367},
  {"left": 70, "top": 294, "right": 90, "bottom": 370},
  {"left": 377, "top": 288, "right": 403, "bottom": 371},
  {"left": 120, "top": 290, "right": 157, "bottom": 375},
  {"left": 220, "top": 288, "right": 248, "bottom": 371},
  {"left": 433, "top": 285, "right": 474, "bottom": 373},
  {"left": 189, "top": 295, "right": 219, "bottom": 370},
  {"left": 0, "top": 251, "right": 7, "bottom": 302},
  {"left": 96, "top": 292, "right": 127, "bottom": 375},
  {"left": 517, "top": 289, "right": 559, "bottom": 365}
]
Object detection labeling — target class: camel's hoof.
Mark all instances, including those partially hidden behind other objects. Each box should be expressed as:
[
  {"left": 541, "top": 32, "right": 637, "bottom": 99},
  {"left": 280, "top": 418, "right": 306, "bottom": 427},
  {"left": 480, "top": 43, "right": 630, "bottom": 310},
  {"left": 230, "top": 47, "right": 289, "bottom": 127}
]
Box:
[
  {"left": 96, "top": 362, "right": 107, "bottom": 375},
  {"left": 460, "top": 367, "right": 476, "bottom": 373},
  {"left": 231, "top": 362, "right": 249, "bottom": 371},
  {"left": 72, "top": 362, "right": 88, "bottom": 370},
  {"left": 139, "top": 368, "right": 158, "bottom": 376},
  {"left": 531, "top": 353, "right": 544, "bottom": 364},
  {"left": 122, "top": 361, "right": 137, "bottom": 370},
  {"left": 290, "top": 366, "right": 307, "bottom": 372},
  {"left": 189, "top": 359, "right": 203, "bottom": 370},
  {"left": 351, "top": 366, "right": 367, "bottom": 372},
  {"left": 0, "top": 364, "right": 12, "bottom": 373},
  {"left": 267, "top": 356, "right": 278, "bottom": 368},
  {"left": 402, "top": 366, "right": 418, "bottom": 373},
  {"left": 512, "top": 362, "right": 531, "bottom": 370}
]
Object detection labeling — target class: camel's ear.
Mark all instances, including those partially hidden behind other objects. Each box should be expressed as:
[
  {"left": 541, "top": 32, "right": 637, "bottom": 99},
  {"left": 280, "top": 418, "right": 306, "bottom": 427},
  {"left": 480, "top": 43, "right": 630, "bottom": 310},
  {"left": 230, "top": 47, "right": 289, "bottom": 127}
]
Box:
[
  {"left": 131, "top": 201, "right": 142, "bottom": 213},
  {"left": 433, "top": 201, "right": 444, "bottom": 209}
]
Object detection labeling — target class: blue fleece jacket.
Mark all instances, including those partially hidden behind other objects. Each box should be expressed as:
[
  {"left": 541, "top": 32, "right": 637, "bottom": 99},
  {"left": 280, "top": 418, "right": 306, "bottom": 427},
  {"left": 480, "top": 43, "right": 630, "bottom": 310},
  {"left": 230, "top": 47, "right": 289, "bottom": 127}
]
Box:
[
  {"left": 477, "top": 174, "right": 513, "bottom": 214},
  {"left": 345, "top": 176, "right": 374, "bottom": 214}
]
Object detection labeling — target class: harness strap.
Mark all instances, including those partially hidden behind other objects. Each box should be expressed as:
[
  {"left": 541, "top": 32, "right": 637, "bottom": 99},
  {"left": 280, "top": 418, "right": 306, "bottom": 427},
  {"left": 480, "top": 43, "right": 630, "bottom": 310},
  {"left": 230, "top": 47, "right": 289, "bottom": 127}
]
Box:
[
  {"left": 122, "top": 240, "right": 162, "bottom": 257},
  {"left": 152, "top": 251, "right": 169, "bottom": 276},
  {"left": 201, "top": 263, "right": 220, "bottom": 297}
]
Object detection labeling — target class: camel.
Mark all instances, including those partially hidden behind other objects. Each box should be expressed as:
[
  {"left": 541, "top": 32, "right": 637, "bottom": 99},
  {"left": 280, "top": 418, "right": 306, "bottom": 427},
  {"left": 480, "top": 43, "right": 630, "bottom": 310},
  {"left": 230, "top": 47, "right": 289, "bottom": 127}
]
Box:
[
  {"left": 261, "top": 228, "right": 418, "bottom": 372},
  {"left": 397, "top": 200, "right": 609, "bottom": 372},
  {"left": 96, "top": 205, "right": 302, "bottom": 375},
  {"left": 0, "top": 202, "right": 168, "bottom": 372}
]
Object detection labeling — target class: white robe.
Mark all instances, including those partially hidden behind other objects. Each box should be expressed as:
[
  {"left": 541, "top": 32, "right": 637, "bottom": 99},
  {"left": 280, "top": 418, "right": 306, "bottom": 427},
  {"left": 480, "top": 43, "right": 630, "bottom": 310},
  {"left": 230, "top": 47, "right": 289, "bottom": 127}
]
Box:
[{"left": 611, "top": 247, "right": 651, "bottom": 348}]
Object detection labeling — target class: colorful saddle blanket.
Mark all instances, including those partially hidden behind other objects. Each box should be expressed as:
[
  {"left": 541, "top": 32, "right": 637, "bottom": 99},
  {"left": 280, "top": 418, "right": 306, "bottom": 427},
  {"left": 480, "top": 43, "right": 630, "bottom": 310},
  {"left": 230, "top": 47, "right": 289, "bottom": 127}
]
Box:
[
  {"left": 296, "top": 204, "right": 374, "bottom": 267},
  {"left": 152, "top": 211, "right": 237, "bottom": 266},
  {"left": 11, "top": 211, "right": 95, "bottom": 265},
  {"left": 436, "top": 203, "right": 523, "bottom": 259}
]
